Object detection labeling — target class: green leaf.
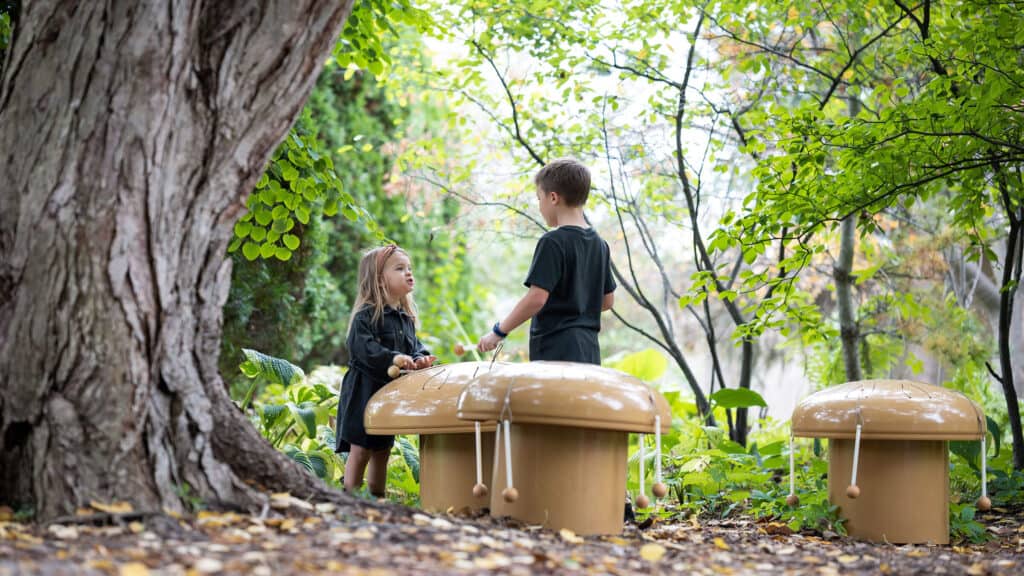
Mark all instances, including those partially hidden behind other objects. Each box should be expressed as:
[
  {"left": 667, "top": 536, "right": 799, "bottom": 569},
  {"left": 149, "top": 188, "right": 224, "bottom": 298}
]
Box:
[
  {"left": 275, "top": 246, "right": 292, "bottom": 261},
  {"left": 710, "top": 388, "right": 767, "bottom": 409},
  {"left": 280, "top": 161, "right": 299, "bottom": 182},
  {"left": 271, "top": 217, "right": 293, "bottom": 233},
  {"left": 397, "top": 436, "right": 420, "bottom": 483},
  {"left": 951, "top": 440, "right": 981, "bottom": 470},
  {"left": 287, "top": 402, "right": 317, "bottom": 438},
  {"left": 987, "top": 416, "right": 1001, "bottom": 458},
  {"left": 307, "top": 452, "right": 329, "bottom": 478},
  {"left": 609, "top": 348, "right": 668, "bottom": 382},
  {"left": 241, "top": 242, "right": 260, "bottom": 261},
  {"left": 254, "top": 209, "right": 272, "bottom": 226},
  {"left": 250, "top": 227, "right": 267, "bottom": 242},
  {"left": 283, "top": 234, "right": 301, "bottom": 251},
  {"left": 259, "top": 242, "right": 276, "bottom": 259},
  {"left": 241, "top": 348, "right": 304, "bottom": 386},
  {"left": 234, "top": 221, "right": 252, "bottom": 238},
  {"left": 284, "top": 445, "right": 315, "bottom": 473},
  {"left": 261, "top": 404, "right": 287, "bottom": 427}
]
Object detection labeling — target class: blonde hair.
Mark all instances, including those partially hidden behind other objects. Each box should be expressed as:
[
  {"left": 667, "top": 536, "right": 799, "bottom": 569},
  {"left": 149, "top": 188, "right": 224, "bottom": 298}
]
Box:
[{"left": 348, "top": 245, "right": 418, "bottom": 335}]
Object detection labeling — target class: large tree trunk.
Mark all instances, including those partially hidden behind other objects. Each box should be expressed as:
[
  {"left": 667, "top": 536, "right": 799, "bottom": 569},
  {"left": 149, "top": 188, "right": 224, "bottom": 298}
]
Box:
[
  {"left": 835, "top": 214, "right": 862, "bottom": 382},
  {"left": 0, "top": 0, "right": 354, "bottom": 520}
]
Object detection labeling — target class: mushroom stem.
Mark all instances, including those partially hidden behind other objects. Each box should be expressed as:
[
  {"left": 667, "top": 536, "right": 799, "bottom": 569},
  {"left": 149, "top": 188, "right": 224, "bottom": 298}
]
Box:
[{"left": 848, "top": 422, "right": 862, "bottom": 499}]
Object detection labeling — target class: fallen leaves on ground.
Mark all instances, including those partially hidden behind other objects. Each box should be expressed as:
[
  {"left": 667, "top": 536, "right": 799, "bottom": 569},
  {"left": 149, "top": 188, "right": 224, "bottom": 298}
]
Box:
[{"left": 0, "top": 500, "right": 1021, "bottom": 575}]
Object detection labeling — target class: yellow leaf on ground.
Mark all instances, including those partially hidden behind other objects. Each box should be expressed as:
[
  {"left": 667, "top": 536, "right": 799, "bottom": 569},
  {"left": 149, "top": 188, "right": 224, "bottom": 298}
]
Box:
[
  {"left": 90, "top": 500, "right": 133, "bottom": 514},
  {"left": 966, "top": 564, "right": 986, "bottom": 576},
  {"left": 905, "top": 549, "right": 929, "bottom": 558},
  {"left": 560, "top": 528, "right": 584, "bottom": 544},
  {"left": 713, "top": 537, "right": 730, "bottom": 550},
  {"left": 640, "top": 543, "right": 666, "bottom": 562},
  {"left": 604, "top": 536, "right": 629, "bottom": 546},
  {"left": 119, "top": 562, "right": 150, "bottom": 576},
  {"left": 838, "top": 555, "right": 859, "bottom": 564}
]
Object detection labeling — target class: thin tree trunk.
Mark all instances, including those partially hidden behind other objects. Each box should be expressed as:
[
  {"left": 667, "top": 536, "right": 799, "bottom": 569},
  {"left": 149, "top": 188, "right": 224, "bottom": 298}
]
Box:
[
  {"left": 996, "top": 207, "right": 1024, "bottom": 469},
  {"left": 0, "top": 0, "right": 354, "bottom": 520},
  {"left": 835, "top": 214, "right": 862, "bottom": 382}
]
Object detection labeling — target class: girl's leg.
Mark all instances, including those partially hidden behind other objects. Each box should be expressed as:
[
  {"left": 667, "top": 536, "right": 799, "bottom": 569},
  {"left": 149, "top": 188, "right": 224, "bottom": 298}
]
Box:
[
  {"left": 366, "top": 449, "right": 391, "bottom": 497},
  {"left": 344, "top": 445, "right": 373, "bottom": 492}
]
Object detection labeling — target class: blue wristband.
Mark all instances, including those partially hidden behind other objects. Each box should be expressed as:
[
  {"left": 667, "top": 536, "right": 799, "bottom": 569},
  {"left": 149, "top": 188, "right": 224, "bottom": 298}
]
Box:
[{"left": 492, "top": 322, "right": 508, "bottom": 339}]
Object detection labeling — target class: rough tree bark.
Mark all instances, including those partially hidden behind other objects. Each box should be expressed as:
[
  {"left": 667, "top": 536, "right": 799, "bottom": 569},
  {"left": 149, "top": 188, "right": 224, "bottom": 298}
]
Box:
[
  {"left": 0, "top": 0, "right": 354, "bottom": 520},
  {"left": 835, "top": 98, "right": 863, "bottom": 383},
  {"left": 834, "top": 215, "right": 862, "bottom": 382}
]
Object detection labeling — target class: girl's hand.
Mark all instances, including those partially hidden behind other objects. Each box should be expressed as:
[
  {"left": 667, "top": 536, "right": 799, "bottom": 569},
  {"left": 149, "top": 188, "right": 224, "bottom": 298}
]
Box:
[
  {"left": 477, "top": 332, "right": 503, "bottom": 353},
  {"left": 413, "top": 355, "right": 437, "bottom": 370},
  {"left": 393, "top": 354, "right": 415, "bottom": 370}
]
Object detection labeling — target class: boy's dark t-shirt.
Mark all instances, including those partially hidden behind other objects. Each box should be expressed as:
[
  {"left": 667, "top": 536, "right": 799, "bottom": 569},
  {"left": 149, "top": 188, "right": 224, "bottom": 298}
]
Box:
[{"left": 524, "top": 225, "right": 615, "bottom": 364}]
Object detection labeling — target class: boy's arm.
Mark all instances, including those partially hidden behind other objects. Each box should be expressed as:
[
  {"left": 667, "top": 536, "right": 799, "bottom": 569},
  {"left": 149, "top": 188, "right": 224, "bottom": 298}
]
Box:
[
  {"left": 478, "top": 286, "right": 549, "bottom": 351},
  {"left": 499, "top": 285, "right": 550, "bottom": 334},
  {"left": 602, "top": 291, "right": 614, "bottom": 311}
]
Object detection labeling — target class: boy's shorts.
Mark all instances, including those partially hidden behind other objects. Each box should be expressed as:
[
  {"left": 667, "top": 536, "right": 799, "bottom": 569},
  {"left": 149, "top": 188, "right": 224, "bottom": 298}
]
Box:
[{"left": 529, "top": 327, "right": 600, "bottom": 364}]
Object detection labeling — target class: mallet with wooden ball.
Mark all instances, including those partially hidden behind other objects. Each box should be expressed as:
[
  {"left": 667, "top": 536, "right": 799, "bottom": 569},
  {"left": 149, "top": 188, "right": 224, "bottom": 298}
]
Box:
[
  {"left": 387, "top": 357, "right": 410, "bottom": 379},
  {"left": 453, "top": 343, "right": 480, "bottom": 356},
  {"left": 977, "top": 436, "right": 991, "bottom": 511},
  {"left": 786, "top": 435, "right": 799, "bottom": 507}
]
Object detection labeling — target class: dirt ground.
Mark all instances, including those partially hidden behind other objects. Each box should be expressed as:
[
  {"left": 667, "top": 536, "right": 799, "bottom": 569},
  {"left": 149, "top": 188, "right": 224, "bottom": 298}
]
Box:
[{"left": 2, "top": 496, "right": 1022, "bottom": 575}]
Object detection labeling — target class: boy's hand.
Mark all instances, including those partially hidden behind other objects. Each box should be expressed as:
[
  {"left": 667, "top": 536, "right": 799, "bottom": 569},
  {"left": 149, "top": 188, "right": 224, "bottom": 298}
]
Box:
[
  {"left": 393, "top": 354, "right": 415, "bottom": 370},
  {"left": 413, "top": 355, "right": 437, "bottom": 370},
  {"left": 477, "top": 332, "right": 503, "bottom": 353}
]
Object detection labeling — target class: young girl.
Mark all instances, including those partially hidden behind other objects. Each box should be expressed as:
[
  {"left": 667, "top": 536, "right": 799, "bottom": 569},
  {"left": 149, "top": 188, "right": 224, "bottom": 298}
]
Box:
[{"left": 335, "top": 244, "right": 436, "bottom": 496}]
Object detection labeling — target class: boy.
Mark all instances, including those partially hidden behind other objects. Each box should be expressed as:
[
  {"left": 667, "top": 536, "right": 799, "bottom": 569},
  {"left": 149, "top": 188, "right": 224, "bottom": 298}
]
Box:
[{"left": 478, "top": 158, "right": 615, "bottom": 363}]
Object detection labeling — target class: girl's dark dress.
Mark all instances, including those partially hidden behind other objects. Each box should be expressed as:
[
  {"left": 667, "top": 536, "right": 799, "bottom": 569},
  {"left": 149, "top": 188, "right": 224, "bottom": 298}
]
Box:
[{"left": 335, "top": 305, "right": 429, "bottom": 453}]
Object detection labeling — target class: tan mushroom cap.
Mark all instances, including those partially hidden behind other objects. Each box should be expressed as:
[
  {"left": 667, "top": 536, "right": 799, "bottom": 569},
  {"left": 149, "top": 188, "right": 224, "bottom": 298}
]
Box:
[
  {"left": 791, "top": 380, "right": 984, "bottom": 441},
  {"left": 456, "top": 361, "right": 671, "bottom": 433},
  {"left": 364, "top": 362, "right": 507, "bottom": 435}
]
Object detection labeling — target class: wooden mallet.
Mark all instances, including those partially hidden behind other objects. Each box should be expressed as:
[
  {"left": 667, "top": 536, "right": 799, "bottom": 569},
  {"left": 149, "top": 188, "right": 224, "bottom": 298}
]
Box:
[
  {"left": 453, "top": 343, "right": 479, "bottom": 356},
  {"left": 387, "top": 357, "right": 410, "bottom": 379}
]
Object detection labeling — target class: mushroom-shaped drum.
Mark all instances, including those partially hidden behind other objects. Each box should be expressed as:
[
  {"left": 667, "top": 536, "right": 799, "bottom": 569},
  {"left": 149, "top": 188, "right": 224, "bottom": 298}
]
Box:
[
  {"left": 791, "top": 380, "right": 985, "bottom": 544},
  {"left": 457, "top": 361, "right": 672, "bottom": 535},
  {"left": 365, "top": 362, "right": 506, "bottom": 512}
]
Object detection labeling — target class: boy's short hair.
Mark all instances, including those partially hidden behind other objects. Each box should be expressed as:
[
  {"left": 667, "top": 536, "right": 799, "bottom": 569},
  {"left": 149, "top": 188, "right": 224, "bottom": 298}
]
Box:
[{"left": 534, "top": 158, "right": 591, "bottom": 207}]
